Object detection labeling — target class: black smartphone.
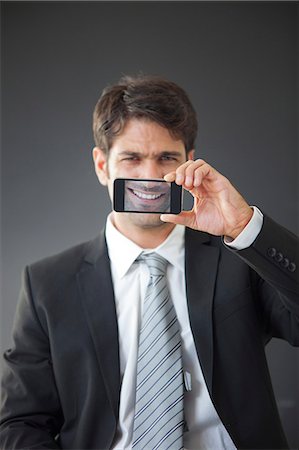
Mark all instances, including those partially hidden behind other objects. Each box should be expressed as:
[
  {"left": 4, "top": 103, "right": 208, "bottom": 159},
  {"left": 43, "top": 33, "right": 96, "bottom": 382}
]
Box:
[{"left": 113, "top": 178, "right": 182, "bottom": 214}]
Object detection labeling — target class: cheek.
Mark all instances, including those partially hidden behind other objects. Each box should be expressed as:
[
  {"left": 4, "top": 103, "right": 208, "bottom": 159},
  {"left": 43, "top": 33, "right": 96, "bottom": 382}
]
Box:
[{"left": 111, "top": 162, "right": 141, "bottom": 178}]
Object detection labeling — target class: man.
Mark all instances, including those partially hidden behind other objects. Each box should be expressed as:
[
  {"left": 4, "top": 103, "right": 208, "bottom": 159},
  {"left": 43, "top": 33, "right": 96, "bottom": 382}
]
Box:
[{"left": 0, "top": 75, "right": 298, "bottom": 449}]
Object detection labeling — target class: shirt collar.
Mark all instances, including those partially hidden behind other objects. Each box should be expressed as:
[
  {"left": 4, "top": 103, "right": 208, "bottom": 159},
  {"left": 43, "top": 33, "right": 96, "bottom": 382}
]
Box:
[{"left": 105, "top": 213, "right": 185, "bottom": 279}]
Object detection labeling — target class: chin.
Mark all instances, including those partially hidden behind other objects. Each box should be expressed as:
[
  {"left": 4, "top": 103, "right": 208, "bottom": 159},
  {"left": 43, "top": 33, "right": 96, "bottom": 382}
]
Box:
[{"left": 126, "top": 213, "right": 166, "bottom": 229}]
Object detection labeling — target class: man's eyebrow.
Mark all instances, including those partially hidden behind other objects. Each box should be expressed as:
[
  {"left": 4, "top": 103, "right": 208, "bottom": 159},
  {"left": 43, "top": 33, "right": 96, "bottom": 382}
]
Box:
[
  {"left": 159, "top": 151, "right": 182, "bottom": 157},
  {"left": 118, "top": 151, "right": 141, "bottom": 157},
  {"left": 118, "top": 150, "right": 182, "bottom": 157}
]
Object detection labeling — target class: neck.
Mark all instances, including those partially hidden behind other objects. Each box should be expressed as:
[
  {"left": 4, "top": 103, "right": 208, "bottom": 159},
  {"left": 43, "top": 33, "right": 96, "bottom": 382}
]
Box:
[{"left": 111, "top": 213, "right": 176, "bottom": 248}]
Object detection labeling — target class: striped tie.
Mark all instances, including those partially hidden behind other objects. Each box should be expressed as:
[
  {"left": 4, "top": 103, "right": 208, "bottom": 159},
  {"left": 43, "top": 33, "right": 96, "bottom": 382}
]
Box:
[{"left": 132, "top": 253, "right": 184, "bottom": 450}]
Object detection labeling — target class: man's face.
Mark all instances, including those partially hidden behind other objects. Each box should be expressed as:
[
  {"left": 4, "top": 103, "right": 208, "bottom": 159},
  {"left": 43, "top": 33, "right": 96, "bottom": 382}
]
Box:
[{"left": 93, "top": 118, "right": 193, "bottom": 231}]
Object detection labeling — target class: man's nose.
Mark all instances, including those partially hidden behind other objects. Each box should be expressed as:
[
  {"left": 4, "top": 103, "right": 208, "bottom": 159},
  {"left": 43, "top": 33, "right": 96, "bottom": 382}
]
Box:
[{"left": 142, "top": 162, "right": 164, "bottom": 180}]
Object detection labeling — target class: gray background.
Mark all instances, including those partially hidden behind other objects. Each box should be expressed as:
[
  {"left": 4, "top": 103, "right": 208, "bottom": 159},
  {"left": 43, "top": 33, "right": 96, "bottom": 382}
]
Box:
[{"left": 1, "top": 1, "right": 299, "bottom": 447}]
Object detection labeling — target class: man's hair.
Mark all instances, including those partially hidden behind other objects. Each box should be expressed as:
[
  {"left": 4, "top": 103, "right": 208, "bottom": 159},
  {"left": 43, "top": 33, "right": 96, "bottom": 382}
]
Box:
[{"left": 93, "top": 74, "right": 198, "bottom": 154}]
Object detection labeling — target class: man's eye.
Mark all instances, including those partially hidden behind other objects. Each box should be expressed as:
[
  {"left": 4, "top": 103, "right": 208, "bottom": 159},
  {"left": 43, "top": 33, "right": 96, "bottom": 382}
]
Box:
[
  {"left": 123, "top": 156, "right": 139, "bottom": 161},
  {"left": 161, "top": 155, "right": 177, "bottom": 161}
]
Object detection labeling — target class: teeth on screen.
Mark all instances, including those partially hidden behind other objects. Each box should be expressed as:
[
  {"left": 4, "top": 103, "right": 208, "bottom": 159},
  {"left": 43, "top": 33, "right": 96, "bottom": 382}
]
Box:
[{"left": 133, "top": 190, "right": 162, "bottom": 200}]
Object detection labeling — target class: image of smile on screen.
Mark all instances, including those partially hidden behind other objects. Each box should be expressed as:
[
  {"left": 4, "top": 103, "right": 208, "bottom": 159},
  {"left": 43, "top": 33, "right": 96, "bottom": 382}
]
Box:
[{"left": 124, "top": 179, "right": 171, "bottom": 213}]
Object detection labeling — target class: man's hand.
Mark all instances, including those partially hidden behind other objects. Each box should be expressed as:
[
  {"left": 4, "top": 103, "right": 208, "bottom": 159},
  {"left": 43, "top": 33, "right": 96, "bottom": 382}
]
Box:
[{"left": 161, "top": 159, "right": 253, "bottom": 240}]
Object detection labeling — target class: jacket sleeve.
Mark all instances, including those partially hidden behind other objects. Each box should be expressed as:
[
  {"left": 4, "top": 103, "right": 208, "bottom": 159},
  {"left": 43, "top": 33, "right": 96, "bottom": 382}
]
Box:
[
  {"left": 0, "top": 266, "right": 63, "bottom": 449},
  {"left": 226, "top": 214, "right": 299, "bottom": 345}
]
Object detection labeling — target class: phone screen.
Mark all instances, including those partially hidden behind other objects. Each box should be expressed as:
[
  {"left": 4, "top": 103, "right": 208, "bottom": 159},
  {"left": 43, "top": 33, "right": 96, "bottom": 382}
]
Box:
[
  {"left": 124, "top": 179, "right": 171, "bottom": 212},
  {"left": 113, "top": 179, "right": 182, "bottom": 214}
]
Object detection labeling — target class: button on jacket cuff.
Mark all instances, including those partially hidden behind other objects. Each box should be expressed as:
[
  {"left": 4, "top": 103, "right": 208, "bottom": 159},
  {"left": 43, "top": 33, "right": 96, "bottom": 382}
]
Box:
[{"left": 224, "top": 206, "right": 264, "bottom": 251}]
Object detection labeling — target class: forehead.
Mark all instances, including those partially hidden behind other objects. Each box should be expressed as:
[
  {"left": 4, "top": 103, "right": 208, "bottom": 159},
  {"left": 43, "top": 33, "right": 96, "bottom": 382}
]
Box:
[{"left": 109, "top": 119, "right": 185, "bottom": 153}]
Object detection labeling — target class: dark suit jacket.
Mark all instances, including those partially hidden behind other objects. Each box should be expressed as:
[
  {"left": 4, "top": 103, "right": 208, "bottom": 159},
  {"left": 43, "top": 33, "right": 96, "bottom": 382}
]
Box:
[{"left": 1, "top": 215, "right": 298, "bottom": 449}]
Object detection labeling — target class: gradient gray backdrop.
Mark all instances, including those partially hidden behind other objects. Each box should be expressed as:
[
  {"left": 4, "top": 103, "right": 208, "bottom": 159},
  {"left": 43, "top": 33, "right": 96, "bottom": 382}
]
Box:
[{"left": 1, "top": 1, "right": 299, "bottom": 447}]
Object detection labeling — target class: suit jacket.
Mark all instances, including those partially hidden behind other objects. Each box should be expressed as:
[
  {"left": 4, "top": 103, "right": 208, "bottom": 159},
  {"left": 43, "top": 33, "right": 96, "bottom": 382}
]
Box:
[{"left": 0, "top": 215, "right": 298, "bottom": 449}]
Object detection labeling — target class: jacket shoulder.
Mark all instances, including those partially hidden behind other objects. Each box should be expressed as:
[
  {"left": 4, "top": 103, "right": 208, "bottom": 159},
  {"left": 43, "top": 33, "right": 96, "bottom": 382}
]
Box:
[{"left": 26, "top": 232, "right": 106, "bottom": 295}]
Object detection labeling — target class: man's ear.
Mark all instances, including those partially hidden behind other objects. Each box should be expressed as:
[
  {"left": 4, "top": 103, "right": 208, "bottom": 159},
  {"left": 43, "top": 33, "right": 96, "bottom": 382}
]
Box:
[
  {"left": 92, "top": 147, "right": 109, "bottom": 186},
  {"left": 187, "top": 149, "right": 195, "bottom": 161}
]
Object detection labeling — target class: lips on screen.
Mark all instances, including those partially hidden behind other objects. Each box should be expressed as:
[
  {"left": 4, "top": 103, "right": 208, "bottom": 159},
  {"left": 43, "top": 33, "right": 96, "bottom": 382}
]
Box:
[{"left": 124, "top": 180, "right": 171, "bottom": 213}]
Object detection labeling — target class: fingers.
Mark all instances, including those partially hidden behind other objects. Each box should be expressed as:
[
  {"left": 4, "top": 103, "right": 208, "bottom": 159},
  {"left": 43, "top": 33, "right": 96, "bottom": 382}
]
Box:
[{"left": 164, "top": 159, "right": 213, "bottom": 190}]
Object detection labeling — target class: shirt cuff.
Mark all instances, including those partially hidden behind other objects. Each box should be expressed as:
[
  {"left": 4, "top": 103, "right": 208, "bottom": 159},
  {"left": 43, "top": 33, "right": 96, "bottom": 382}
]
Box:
[{"left": 224, "top": 206, "right": 264, "bottom": 250}]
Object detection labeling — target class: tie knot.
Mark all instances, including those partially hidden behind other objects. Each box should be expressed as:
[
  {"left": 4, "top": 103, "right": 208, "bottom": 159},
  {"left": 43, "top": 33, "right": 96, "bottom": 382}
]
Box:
[{"left": 138, "top": 252, "right": 168, "bottom": 276}]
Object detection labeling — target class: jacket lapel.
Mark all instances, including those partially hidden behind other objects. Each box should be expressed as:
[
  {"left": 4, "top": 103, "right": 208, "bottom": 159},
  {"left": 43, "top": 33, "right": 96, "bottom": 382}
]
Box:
[
  {"left": 76, "top": 231, "right": 120, "bottom": 420},
  {"left": 185, "top": 228, "right": 220, "bottom": 395}
]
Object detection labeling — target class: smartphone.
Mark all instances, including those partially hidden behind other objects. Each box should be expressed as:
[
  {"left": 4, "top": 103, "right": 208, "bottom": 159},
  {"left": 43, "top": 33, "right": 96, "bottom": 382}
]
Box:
[{"left": 113, "top": 178, "right": 182, "bottom": 214}]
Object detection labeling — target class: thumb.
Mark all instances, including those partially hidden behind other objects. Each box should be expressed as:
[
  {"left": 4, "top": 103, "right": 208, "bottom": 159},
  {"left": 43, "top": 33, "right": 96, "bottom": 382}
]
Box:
[{"left": 160, "top": 210, "right": 194, "bottom": 227}]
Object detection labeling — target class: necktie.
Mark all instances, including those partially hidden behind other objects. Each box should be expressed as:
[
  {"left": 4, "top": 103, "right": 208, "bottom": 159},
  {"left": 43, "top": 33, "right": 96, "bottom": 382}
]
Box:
[{"left": 132, "top": 253, "right": 184, "bottom": 450}]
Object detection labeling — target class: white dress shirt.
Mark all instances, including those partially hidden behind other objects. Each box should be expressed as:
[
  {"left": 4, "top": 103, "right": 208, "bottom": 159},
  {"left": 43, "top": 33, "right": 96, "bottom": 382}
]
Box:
[{"left": 106, "top": 207, "right": 263, "bottom": 449}]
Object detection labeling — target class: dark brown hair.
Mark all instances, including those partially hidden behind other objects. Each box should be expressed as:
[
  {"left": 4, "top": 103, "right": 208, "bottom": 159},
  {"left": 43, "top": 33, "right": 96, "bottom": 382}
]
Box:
[{"left": 93, "top": 74, "right": 198, "bottom": 154}]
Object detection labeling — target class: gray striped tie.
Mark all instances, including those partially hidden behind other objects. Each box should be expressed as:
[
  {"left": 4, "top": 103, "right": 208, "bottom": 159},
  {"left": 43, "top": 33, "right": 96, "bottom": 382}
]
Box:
[{"left": 132, "top": 252, "right": 184, "bottom": 450}]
